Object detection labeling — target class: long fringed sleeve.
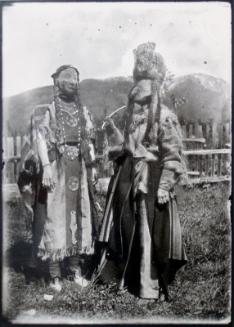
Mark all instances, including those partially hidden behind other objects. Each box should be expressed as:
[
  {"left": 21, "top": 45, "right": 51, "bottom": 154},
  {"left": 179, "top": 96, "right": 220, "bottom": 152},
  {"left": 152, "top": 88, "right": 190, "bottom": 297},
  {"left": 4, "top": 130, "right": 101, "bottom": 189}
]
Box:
[
  {"left": 17, "top": 106, "right": 52, "bottom": 223},
  {"left": 36, "top": 109, "right": 51, "bottom": 166},
  {"left": 18, "top": 105, "right": 54, "bottom": 195},
  {"left": 83, "top": 106, "right": 96, "bottom": 167},
  {"left": 158, "top": 108, "right": 186, "bottom": 191}
]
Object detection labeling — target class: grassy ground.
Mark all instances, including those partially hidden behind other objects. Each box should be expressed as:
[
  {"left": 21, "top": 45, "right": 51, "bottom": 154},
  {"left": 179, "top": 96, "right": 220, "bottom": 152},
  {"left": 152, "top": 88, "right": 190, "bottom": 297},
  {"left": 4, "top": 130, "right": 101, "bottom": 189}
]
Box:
[{"left": 2, "top": 182, "right": 231, "bottom": 323}]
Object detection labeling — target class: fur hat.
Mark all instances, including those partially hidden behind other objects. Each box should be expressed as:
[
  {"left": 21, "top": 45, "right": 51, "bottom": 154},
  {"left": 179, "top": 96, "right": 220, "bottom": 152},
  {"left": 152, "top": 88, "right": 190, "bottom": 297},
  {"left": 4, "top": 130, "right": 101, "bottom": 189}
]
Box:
[{"left": 133, "top": 42, "right": 166, "bottom": 85}]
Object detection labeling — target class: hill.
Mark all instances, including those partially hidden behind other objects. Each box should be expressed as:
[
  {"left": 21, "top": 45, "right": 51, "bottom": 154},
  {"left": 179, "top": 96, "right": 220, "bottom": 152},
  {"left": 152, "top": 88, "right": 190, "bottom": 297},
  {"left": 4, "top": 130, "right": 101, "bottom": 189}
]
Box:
[
  {"left": 3, "top": 74, "right": 230, "bottom": 135},
  {"left": 3, "top": 77, "right": 133, "bottom": 135},
  {"left": 163, "top": 73, "right": 230, "bottom": 123}
]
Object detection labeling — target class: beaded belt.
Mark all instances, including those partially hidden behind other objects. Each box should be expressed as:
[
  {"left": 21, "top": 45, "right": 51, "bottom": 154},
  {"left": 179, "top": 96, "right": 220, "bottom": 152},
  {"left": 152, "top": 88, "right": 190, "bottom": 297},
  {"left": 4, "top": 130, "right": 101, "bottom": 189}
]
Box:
[{"left": 57, "top": 143, "right": 80, "bottom": 160}]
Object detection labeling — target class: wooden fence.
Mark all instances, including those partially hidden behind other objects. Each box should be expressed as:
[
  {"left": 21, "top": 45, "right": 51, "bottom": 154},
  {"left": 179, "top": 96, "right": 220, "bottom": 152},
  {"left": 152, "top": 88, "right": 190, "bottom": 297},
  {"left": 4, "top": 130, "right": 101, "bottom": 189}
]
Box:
[
  {"left": 2, "top": 135, "right": 30, "bottom": 183},
  {"left": 95, "top": 120, "right": 231, "bottom": 182},
  {"left": 180, "top": 120, "right": 231, "bottom": 149},
  {"left": 179, "top": 120, "right": 231, "bottom": 181},
  {"left": 2, "top": 120, "right": 231, "bottom": 184}
]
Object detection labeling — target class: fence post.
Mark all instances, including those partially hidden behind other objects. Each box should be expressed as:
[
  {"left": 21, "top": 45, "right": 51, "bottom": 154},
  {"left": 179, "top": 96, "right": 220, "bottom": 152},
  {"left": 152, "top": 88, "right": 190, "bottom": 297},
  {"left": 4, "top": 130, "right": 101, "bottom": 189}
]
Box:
[
  {"left": 224, "top": 122, "right": 230, "bottom": 146},
  {"left": 208, "top": 154, "right": 212, "bottom": 176},
  {"left": 211, "top": 120, "right": 220, "bottom": 149},
  {"left": 3, "top": 136, "right": 6, "bottom": 159},
  {"left": 188, "top": 123, "right": 193, "bottom": 139},
  {"left": 217, "top": 154, "right": 222, "bottom": 176},
  {"left": 205, "top": 154, "right": 209, "bottom": 176},
  {"left": 194, "top": 121, "right": 203, "bottom": 139},
  {"left": 204, "top": 122, "right": 209, "bottom": 148},
  {"left": 7, "top": 136, "right": 15, "bottom": 183},
  {"left": 181, "top": 124, "right": 187, "bottom": 139},
  {"left": 217, "top": 123, "right": 224, "bottom": 148},
  {"left": 211, "top": 154, "right": 215, "bottom": 176},
  {"left": 2, "top": 136, "right": 7, "bottom": 183},
  {"left": 16, "top": 135, "right": 22, "bottom": 157},
  {"left": 16, "top": 135, "right": 22, "bottom": 180}
]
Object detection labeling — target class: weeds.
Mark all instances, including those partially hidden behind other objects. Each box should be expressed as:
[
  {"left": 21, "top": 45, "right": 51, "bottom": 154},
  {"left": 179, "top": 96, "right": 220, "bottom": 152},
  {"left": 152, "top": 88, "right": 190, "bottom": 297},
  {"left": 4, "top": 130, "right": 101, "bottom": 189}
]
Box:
[{"left": 3, "top": 182, "right": 231, "bottom": 322}]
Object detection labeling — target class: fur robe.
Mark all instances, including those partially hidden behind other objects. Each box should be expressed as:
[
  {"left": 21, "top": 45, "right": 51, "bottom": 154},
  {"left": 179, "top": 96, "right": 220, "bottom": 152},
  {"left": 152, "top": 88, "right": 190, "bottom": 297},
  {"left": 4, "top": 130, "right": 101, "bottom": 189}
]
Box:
[{"left": 99, "top": 104, "right": 187, "bottom": 299}]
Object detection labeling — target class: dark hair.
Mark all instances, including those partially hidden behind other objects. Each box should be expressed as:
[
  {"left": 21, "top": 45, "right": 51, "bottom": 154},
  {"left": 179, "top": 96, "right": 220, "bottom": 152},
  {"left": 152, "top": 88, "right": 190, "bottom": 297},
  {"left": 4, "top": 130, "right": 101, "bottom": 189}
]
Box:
[{"left": 51, "top": 65, "right": 79, "bottom": 80}]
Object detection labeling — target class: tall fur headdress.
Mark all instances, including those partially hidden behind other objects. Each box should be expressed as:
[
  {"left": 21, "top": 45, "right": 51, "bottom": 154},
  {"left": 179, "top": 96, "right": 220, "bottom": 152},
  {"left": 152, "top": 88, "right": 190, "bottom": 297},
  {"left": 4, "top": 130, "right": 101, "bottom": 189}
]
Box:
[
  {"left": 125, "top": 43, "right": 167, "bottom": 143},
  {"left": 133, "top": 42, "right": 166, "bottom": 86}
]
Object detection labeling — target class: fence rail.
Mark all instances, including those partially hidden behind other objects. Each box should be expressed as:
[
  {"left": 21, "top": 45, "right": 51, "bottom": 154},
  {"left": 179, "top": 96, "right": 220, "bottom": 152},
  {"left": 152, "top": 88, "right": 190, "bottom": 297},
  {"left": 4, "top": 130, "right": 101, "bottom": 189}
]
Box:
[{"left": 184, "top": 149, "right": 231, "bottom": 179}]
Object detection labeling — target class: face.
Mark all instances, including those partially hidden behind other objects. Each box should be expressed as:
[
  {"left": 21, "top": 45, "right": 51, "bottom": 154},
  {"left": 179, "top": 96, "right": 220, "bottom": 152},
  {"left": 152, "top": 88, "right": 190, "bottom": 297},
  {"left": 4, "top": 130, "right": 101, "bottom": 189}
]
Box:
[
  {"left": 129, "top": 79, "right": 152, "bottom": 105},
  {"left": 57, "top": 68, "right": 79, "bottom": 96},
  {"left": 134, "top": 53, "right": 157, "bottom": 78}
]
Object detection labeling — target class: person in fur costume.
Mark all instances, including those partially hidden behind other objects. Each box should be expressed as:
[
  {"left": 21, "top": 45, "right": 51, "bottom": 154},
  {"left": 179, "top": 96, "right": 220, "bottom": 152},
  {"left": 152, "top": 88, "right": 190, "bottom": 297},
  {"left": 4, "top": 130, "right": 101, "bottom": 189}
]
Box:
[
  {"left": 97, "top": 43, "right": 187, "bottom": 301},
  {"left": 18, "top": 65, "right": 98, "bottom": 291}
]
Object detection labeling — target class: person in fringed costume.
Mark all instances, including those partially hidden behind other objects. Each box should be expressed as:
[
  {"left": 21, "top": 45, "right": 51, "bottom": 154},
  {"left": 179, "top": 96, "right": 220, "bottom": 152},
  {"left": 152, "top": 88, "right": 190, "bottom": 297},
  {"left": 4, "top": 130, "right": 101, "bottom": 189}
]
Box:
[
  {"left": 18, "top": 65, "right": 98, "bottom": 291},
  {"left": 98, "top": 43, "right": 187, "bottom": 301}
]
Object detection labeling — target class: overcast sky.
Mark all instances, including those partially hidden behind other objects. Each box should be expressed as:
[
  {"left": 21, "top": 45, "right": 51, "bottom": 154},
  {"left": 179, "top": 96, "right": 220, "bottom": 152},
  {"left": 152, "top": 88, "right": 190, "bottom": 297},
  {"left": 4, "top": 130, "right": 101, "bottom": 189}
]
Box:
[{"left": 3, "top": 2, "right": 231, "bottom": 97}]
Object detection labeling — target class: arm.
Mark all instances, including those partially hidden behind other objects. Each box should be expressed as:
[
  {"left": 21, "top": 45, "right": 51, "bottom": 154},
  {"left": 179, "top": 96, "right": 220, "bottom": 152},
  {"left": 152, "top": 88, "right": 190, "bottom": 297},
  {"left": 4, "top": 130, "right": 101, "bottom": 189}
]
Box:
[
  {"left": 37, "top": 130, "right": 50, "bottom": 167},
  {"left": 35, "top": 108, "right": 55, "bottom": 190},
  {"left": 89, "top": 142, "right": 97, "bottom": 184},
  {"left": 157, "top": 112, "right": 186, "bottom": 203},
  {"left": 83, "top": 106, "right": 96, "bottom": 154},
  {"left": 83, "top": 106, "right": 98, "bottom": 183},
  {"left": 104, "top": 118, "right": 125, "bottom": 161}
]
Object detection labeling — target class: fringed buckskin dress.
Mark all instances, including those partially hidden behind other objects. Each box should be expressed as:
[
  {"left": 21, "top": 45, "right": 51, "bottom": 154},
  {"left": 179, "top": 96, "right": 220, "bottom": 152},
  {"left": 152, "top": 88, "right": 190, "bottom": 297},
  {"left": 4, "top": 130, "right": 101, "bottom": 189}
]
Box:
[{"left": 18, "top": 101, "right": 98, "bottom": 264}]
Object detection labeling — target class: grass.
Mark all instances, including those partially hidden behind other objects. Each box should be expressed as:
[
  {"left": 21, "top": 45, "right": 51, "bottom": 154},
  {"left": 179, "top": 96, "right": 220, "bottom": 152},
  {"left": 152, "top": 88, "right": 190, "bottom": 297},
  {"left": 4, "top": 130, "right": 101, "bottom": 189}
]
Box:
[{"left": 2, "top": 182, "right": 231, "bottom": 323}]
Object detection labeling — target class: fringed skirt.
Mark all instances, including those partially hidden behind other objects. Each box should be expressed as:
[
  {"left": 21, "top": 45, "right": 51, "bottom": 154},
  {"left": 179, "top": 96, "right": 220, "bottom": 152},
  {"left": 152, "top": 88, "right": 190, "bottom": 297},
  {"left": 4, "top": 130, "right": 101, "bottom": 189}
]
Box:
[{"left": 37, "top": 154, "right": 94, "bottom": 262}]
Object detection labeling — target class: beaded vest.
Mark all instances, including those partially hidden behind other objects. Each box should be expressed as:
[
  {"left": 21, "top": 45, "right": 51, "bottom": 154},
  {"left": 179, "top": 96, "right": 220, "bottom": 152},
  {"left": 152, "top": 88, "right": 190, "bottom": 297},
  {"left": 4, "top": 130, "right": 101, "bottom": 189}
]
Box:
[{"left": 54, "top": 96, "right": 86, "bottom": 161}]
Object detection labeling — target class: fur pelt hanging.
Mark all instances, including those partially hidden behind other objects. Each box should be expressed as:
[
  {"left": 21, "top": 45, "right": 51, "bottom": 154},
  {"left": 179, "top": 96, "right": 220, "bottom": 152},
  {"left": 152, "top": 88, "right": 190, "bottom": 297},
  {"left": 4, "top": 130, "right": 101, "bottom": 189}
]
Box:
[{"left": 125, "top": 42, "right": 167, "bottom": 144}]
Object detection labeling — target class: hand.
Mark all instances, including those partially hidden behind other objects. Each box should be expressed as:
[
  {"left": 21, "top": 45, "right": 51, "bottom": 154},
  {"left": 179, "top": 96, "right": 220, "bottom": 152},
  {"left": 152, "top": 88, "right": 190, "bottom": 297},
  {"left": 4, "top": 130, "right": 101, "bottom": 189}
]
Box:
[
  {"left": 22, "top": 183, "right": 33, "bottom": 194},
  {"left": 91, "top": 167, "right": 98, "bottom": 185},
  {"left": 42, "top": 165, "right": 55, "bottom": 190},
  {"left": 157, "top": 188, "right": 169, "bottom": 204},
  {"left": 95, "top": 201, "right": 103, "bottom": 213},
  {"left": 147, "top": 145, "right": 159, "bottom": 155},
  {"left": 104, "top": 117, "right": 116, "bottom": 130}
]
